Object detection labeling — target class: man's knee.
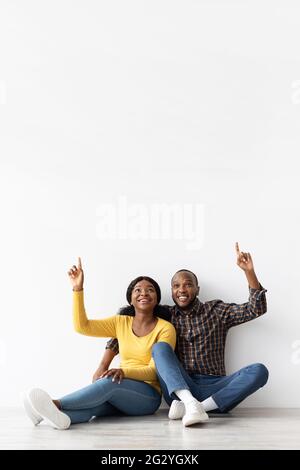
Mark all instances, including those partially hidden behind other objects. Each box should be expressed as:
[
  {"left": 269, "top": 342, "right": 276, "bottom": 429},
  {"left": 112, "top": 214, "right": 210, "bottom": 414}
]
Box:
[
  {"left": 152, "top": 341, "right": 173, "bottom": 358},
  {"left": 250, "top": 363, "right": 269, "bottom": 387}
]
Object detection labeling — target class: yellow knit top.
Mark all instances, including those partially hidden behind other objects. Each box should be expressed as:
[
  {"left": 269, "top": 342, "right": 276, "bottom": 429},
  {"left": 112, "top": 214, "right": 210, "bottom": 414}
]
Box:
[{"left": 73, "top": 291, "right": 176, "bottom": 393}]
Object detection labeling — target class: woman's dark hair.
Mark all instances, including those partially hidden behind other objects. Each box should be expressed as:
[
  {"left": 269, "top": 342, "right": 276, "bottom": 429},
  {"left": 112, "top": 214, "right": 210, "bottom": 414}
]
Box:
[
  {"left": 126, "top": 276, "right": 161, "bottom": 304},
  {"left": 118, "top": 276, "right": 170, "bottom": 321}
]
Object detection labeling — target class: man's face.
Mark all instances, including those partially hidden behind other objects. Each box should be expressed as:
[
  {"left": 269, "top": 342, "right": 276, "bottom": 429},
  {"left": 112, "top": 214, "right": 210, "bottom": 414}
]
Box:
[{"left": 171, "top": 272, "right": 199, "bottom": 310}]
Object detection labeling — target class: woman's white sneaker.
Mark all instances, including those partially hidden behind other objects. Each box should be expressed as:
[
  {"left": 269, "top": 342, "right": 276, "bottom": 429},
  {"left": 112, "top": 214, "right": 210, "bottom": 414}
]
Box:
[
  {"left": 21, "top": 392, "right": 43, "bottom": 425},
  {"left": 28, "top": 388, "right": 71, "bottom": 430}
]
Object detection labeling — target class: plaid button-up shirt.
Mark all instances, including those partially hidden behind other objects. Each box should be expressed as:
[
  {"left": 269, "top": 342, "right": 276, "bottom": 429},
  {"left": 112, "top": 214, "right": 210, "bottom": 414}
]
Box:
[{"left": 106, "top": 287, "right": 267, "bottom": 376}]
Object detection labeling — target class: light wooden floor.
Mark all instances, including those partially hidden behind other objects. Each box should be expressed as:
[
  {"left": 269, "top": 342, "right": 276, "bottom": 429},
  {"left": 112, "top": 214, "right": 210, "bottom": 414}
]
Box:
[{"left": 1, "top": 407, "right": 299, "bottom": 450}]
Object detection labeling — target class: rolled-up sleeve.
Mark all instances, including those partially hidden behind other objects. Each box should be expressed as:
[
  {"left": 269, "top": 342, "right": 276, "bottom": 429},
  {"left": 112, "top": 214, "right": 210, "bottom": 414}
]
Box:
[
  {"left": 215, "top": 285, "right": 267, "bottom": 328},
  {"left": 105, "top": 338, "right": 119, "bottom": 353}
]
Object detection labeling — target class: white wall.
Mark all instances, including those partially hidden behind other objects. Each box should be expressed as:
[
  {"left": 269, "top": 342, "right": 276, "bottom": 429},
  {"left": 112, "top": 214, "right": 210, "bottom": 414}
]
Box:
[{"left": 1, "top": 0, "right": 300, "bottom": 407}]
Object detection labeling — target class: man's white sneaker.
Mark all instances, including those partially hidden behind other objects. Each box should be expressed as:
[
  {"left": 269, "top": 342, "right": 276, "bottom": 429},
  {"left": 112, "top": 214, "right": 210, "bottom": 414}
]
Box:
[
  {"left": 21, "top": 392, "right": 43, "bottom": 425},
  {"left": 168, "top": 400, "right": 185, "bottom": 420},
  {"left": 182, "top": 400, "right": 209, "bottom": 427},
  {"left": 28, "top": 388, "right": 71, "bottom": 430}
]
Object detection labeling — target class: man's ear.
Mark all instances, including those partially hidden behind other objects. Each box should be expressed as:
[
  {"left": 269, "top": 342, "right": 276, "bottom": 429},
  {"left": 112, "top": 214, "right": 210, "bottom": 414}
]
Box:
[{"left": 197, "top": 286, "right": 200, "bottom": 296}]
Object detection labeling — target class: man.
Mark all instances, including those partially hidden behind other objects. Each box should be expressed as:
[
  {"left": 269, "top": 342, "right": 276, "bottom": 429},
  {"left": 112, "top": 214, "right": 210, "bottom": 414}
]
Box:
[{"left": 93, "top": 243, "right": 269, "bottom": 427}]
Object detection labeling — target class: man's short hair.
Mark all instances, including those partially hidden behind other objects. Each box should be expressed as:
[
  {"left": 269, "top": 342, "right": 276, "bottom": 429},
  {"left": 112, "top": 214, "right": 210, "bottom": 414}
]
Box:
[{"left": 172, "top": 269, "right": 199, "bottom": 286}]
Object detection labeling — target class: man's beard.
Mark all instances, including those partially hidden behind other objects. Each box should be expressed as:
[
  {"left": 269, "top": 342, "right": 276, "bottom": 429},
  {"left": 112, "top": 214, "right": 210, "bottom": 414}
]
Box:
[{"left": 174, "top": 295, "right": 198, "bottom": 310}]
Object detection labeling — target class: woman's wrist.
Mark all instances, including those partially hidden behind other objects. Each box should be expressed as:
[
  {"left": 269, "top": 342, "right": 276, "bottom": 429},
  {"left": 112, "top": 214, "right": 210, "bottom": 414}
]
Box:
[{"left": 73, "top": 287, "right": 83, "bottom": 292}]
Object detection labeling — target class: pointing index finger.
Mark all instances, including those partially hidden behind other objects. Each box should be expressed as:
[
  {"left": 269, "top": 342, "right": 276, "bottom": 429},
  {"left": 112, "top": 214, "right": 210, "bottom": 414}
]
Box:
[
  {"left": 78, "top": 257, "right": 82, "bottom": 269},
  {"left": 235, "top": 242, "right": 240, "bottom": 254}
]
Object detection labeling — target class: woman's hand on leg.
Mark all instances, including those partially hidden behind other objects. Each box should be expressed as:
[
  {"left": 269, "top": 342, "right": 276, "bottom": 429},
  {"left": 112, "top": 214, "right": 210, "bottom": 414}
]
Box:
[{"left": 99, "top": 368, "right": 124, "bottom": 384}]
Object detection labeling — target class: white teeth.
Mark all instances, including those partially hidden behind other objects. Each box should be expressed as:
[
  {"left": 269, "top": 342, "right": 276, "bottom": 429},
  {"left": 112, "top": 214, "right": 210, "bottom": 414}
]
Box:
[{"left": 179, "top": 296, "right": 188, "bottom": 300}]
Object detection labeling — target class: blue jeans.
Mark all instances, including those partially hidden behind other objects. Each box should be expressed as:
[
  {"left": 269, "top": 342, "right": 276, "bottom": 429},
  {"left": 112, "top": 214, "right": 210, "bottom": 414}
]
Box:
[
  {"left": 59, "top": 377, "right": 161, "bottom": 424},
  {"left": 152, "top": 342, "right": 269, "bottom": 412}
]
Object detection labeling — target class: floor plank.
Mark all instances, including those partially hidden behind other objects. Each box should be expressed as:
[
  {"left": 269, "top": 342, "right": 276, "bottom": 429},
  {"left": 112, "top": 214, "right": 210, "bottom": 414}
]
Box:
[{"left": 1, "top": 407, "right": 299, "bottom": 450}]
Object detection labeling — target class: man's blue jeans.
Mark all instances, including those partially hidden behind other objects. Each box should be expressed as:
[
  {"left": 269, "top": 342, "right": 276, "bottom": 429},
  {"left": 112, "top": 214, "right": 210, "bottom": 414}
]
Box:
[
  {"left": 58, "top": 377, "right": 161, "bottom": 424},
  {"left": 152, "top": 342, "right": 269, "bottom": 412}
]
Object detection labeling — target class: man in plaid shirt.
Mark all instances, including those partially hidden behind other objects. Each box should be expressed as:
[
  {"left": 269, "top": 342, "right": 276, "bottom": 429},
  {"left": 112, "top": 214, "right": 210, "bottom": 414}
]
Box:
[{"left": 94, "top": 243, "right": 268, "bottom": 426}]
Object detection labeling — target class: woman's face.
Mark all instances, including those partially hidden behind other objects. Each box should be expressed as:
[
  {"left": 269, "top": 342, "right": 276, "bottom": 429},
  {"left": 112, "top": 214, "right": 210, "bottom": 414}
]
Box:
[{"left": 130, "top": 280, "right": 158, "bottom": 313}]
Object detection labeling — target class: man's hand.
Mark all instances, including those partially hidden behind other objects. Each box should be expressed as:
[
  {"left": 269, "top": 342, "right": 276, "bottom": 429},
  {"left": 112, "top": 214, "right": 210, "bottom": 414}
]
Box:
[
  {"left": 92, "top": 349, "right": 118, "bottom": 383},
  {"left": 98, "top": 368, "right": 124, "bottom": 384},
  {"left": 235, "top": 242, "right": 260, "bottom": 289},
  {"left": 92, "top": 365, "right": 109, "bottom": 383},
  {"left": 235, "top": 242, "right": 254, "bottom": 272}
]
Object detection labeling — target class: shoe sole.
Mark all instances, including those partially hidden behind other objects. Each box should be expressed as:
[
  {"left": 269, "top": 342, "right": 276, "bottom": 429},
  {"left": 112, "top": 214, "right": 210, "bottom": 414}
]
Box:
[
  {"left": 28, "top": 389, "right": 71, "bottom": 430},
  {"left": 183, "top": 414, "right": 209, "bottom": 427},
  {"left": 21, "top": 392, "right": 43, "bottom": 425}
]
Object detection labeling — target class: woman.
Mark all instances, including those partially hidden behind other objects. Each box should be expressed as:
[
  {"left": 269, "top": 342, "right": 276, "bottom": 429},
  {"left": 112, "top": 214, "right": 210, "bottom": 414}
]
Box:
[{"left": 22, "top": 258, "right": 176, "bottom": 429}]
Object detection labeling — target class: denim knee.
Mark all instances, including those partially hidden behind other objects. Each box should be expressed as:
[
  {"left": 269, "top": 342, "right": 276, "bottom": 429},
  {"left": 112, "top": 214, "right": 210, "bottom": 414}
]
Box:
[
  {"left": 250, "top": 363, "right": 269, "bottom": 387},
  {"left": 152, "top": 341, "right": 172, "bottom": 357}
]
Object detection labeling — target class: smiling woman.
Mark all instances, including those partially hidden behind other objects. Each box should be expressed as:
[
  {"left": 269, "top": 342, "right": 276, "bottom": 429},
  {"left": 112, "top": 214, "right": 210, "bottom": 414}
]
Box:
[
  {"left": 117, "top": 277, "right": 171, "bottom": 322},
  {"left": 21, "top": 259, "right": 176, "bottom": 430},
  {"left": 128, "top": 278, "right": 160, "bottom": 337}
]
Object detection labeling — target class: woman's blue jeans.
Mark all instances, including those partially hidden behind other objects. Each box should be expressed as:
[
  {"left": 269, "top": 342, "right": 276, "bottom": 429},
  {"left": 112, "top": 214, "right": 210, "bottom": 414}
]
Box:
[
  {"left": 59, "top": 377, "right": 161, "bottom": 424},
  {"left": 152, "top": 342, "right": 269, "bottom": 412}
]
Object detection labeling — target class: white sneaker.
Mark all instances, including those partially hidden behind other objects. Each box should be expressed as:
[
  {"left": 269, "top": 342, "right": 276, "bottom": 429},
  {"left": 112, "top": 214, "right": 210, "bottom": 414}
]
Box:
[
  {"left": 28, "top": 388, "right": 71, "bottom": 430},
  {"left": 21, "top": 392, "right": 43, "bottom": 425},
  {"left": 182, "top": 400, "right": 209, "bottom": 427},
  {"left": 168, "top": 400, "right": 185, "bottom": 420}
]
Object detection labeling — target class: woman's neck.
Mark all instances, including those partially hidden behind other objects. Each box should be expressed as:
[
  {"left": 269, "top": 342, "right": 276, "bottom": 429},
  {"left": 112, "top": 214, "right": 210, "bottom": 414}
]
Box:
[
  {"left": 133, "top": 310, "right": 155, "bottom": 325},
  {"left": 132, "top": 310, "right": 158, "bottom": 337}
]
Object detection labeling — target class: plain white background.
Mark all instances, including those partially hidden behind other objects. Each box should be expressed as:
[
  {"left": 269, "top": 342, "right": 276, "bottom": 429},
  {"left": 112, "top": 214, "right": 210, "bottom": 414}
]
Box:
[{"left": 1, "top": 0, "right": 300, "bottom": 408}]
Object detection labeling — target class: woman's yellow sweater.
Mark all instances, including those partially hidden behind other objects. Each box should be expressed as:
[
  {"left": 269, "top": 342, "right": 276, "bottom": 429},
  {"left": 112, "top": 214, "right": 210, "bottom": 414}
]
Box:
[{"left": 73, "top": 291, "right": 176, "bottom": 393}]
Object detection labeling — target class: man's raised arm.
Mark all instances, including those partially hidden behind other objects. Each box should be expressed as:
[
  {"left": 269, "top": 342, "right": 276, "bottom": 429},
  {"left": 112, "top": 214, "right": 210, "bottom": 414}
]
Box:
[
  {"left": 215, "top": 243, "right": 267, "bottom": 327},
  {"left": 235, "top": 242, "right": 261, "bottom": 289}
]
